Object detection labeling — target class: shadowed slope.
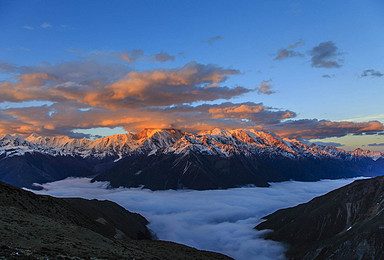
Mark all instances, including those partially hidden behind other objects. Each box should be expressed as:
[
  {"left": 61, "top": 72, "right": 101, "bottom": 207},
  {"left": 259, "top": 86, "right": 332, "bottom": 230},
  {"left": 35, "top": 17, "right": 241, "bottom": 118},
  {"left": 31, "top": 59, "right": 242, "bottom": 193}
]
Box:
[
  {"left": 0, "top": 181, "right": 232, "bottom": 259},
  {"left": 256, "top": 176, "right": 384, "bottom": 260}
]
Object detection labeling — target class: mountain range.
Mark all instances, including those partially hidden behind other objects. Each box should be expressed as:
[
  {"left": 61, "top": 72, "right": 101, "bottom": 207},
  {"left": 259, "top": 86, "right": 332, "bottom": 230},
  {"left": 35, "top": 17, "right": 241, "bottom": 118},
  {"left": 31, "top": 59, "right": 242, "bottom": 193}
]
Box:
[{"left": 1, "top": 128, "right": 383, "bottom": 189}]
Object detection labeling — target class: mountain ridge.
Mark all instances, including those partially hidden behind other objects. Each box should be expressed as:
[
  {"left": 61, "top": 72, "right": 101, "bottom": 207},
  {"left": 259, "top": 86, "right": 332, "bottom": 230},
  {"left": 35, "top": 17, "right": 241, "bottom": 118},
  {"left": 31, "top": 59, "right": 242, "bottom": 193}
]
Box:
[
  {"left": 1, "top": 128, "right": 383, "bottom": 190},
  {"left": 255, "top": 175, "right": 384, "bottom": 259},
  {"left": 1, "top": 128, "right": 383, "bottom": 161}
]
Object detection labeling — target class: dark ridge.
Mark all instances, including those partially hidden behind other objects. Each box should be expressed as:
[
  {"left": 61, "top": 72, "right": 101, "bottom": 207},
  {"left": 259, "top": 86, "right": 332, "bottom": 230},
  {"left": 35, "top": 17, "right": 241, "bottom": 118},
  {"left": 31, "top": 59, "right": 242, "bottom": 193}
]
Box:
[
  {"left": 255, "top": 175, "right": 384, "bottom": 260},
  {"left": 0, "top": 181, "right": 232, "bottom": 259}
]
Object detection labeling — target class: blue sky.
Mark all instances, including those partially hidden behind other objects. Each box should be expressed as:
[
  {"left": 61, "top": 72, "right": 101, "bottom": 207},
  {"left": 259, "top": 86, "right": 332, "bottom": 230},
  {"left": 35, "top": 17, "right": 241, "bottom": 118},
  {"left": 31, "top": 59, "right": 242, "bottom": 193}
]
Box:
[{"left": 0, "top": 0, "right": 383, "bottom": 150}]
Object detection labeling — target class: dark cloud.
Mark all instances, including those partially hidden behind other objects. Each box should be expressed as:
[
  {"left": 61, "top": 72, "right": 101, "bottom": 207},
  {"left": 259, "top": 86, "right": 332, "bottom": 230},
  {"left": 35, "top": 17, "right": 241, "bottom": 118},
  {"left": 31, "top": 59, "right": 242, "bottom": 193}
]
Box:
[
  {"left": 20, "top": 60, "right": 130, "bottom": 83},
  {"left": 269, "top": 119, "right": 384, "bottom": 139},
  {"left": 361, "top": 69, "right": 383, "bottom": 77},
  {"left": 368, "top": 143, "right": 384, "bottom": 147},
  {"left": 310, "top": 41, "right": 343, "bottom": 68},
  {"left": 273, "top": 40, "right": 304, "bottom": 60},
  {"left": 256, "top": 80, "right": 275, "bottom": 95},
  {"left": 121, "top": 49, "right": 144, "bottom": 63},
  {"left": 0, "top": 61, "right": 18, "bottom": 74},
  {"left": 201, "top": 36, "right": 224, "bottom": 45},
  {"left": 322, "top": 74, "right": 335, "bottom": 78},
  {"left": 311, "top": 141, "right": 344, "bottom": 147},
  {"left": 151, "top": 52, "right": 175, "bottom": 62}
]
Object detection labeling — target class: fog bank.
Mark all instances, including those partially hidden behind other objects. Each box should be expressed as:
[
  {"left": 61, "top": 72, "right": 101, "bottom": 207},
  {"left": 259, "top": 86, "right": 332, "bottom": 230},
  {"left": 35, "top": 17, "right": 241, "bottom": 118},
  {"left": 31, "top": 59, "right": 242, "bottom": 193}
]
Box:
[{"left": 32, "top": 178, "right": 360, "bottom": 260}]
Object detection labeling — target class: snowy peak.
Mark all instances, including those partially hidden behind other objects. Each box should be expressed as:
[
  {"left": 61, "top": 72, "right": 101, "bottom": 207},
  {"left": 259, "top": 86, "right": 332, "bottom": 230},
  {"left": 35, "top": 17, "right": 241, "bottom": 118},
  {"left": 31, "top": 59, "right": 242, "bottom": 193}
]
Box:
[{"left": 351, "top": 148, "right": 384, "bottom": 161}]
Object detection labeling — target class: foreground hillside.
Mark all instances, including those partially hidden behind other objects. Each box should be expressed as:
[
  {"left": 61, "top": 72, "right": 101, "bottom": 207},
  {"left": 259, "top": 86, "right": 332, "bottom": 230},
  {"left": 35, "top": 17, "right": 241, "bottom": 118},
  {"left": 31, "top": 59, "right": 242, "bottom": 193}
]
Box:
[
  {"left": 0, "top": 181, "right": 231, "bottom": 259},
  {"left": 1, "top": 128, "right": 384, "bottom": 190},
  {"left": 256, "top": 175, "right": 384, "bottom": 260}
]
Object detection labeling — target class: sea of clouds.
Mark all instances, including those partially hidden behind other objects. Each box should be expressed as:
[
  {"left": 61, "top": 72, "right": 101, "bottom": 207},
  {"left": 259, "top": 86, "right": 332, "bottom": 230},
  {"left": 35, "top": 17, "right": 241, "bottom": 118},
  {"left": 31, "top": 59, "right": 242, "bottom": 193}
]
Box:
[{"left": 32, "top": 178, "right": 361, "bottom": 260}]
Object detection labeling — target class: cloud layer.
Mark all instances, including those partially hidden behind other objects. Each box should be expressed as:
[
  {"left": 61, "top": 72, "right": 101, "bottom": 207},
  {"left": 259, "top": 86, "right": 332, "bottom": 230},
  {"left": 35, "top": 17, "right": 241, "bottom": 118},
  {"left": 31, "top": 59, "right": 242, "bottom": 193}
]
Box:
[
  {"left": 0, "top": 59, "right": 383, "bottom": 139},
  {"left": 33, "top": 177, "right": 360, "bottom": 260}
]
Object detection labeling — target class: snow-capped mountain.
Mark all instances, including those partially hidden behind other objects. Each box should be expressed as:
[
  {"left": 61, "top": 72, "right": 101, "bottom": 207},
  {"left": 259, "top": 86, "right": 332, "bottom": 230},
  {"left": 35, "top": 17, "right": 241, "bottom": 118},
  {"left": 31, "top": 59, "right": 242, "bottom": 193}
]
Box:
[
  {"left": 1, "top": 128, "right": 382, "bottom": 161},
  {"left": 1, "top": 128, "right": 383, "bottom": 190}
]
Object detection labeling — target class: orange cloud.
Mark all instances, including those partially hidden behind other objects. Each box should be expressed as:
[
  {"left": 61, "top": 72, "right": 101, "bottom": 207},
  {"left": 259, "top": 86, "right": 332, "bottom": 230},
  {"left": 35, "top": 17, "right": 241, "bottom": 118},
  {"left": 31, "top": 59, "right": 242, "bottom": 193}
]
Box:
[{"left": 0, "top": 60, "right": 383, "bottom": 140}]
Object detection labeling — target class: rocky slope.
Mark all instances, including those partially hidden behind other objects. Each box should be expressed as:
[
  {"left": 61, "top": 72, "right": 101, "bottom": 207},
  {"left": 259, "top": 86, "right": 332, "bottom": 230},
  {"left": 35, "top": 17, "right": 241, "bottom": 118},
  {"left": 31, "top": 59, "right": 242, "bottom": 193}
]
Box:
[
  {"left": 0, "top": 181, "right": 231, "bottom": 259},
  {"left": 255, "top": 175, "right": 384, "bottom": 260},
  {"left": 1, "top": 128, "right": 383, "bottom": 189}
]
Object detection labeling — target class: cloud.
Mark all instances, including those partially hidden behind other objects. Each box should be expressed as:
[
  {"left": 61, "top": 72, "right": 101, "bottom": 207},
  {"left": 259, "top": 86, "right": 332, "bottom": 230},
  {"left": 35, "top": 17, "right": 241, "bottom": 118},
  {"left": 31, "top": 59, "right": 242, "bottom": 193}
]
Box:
[
  {"left": 22, "top": 25, "right": 34, "bottom": 30},
  {"left": 310, "top": 41, "right": 343, "bottom": 68},
  {"left": 201, "top": 36, "right": 224, "bottom": 45},
  {"left": 368, "top": 143, "right": 384, "bottom": 147},
  {"left": 1, "top": 58, "right": 382, "bottom": 139},
  {"left": 151, "top": 52, "right": 175, "bottom": 62},
  {"left": 121, "top": 49, "right": 144, "bottom": 63},
  {"left": 66, "top": 48, "right": 82, "bottom": 53},
  {"left": 33, "top": 177, "right": 359, "bottom": 260},
  {"left": 361, "top": 69, "right": 383, "bottom": 77},
  {"left": 256, "top": 80, "right": 275, "bottom": 95},
  {"left": 41, "top": 22, "right": 52, "bottom": 28},
  {"left": 311, "top": 141, "right": 344, "bottom": 147},
  {"left": 322, "top": 74, "right": 335, "bottom": 78},
  {"left": 0, "top": 61, "right": 18, "bottom": 73},
  {"left": 270, "top": 119, "right": 384, "bottom": 139},
  {"left": 273, "top": 40, "right": 304, "bottom": 60}
]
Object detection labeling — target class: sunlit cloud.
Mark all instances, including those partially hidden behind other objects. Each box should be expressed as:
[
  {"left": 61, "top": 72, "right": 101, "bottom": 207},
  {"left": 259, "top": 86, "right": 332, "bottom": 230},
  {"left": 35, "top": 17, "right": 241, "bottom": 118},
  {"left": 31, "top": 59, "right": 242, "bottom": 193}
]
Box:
[
  {"left": 121, "top": 49, "right": 144, "bottom": 63},
  {"left": 273, "top": 40, "right": 304, "bottom": 61},
  {"left": 0, "top": 58, "right": 383, "bottom": 139},
  {"left": 270, "top": 119, "right": 384, "bottom": 139},
  {"left": 256, "top": 80, "right": 275, "bottom": 95}
]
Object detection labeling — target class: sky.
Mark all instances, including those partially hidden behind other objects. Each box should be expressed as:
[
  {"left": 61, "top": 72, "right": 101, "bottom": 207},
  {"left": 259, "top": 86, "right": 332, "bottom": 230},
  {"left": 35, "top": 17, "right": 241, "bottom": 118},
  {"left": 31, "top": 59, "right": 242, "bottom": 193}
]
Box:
[
  {"left": 0, "top": 0, "right": 384, "bottom": 150},
  {"left": 33, "top": 177, "right": 359, "bottom": 260}
]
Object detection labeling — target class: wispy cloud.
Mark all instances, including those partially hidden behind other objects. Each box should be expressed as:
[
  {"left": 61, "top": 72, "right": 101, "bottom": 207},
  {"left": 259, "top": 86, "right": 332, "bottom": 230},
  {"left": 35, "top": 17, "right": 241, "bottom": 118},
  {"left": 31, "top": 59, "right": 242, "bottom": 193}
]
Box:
[
  {"left": 41, "top": 22, "right": 52, "bottom": 28},
  {"left": 311, "top": 141, "right": 344, "bottom": 147},
  {"left": 22, "top": 25, "right": 34, "bottom": 30},
  {"left": 66, "top": 48, "right": 82, "bottom": 53},
  {"left": 368, "top": 143, "right": 384, "bottom": 147},
  {"left": 270, "top": 119, "right": 383, "bottom": 139},
  {"left": 322, "top": 74, "right": 335, "bottom": 78},
  {"left": 310, "top": 41, "right": 343, "bottom": 68},
  {"left": 121, "top": 49, "right": 144, "bottom": 63},
  {"left": 0, "top": 61, "right": 18, "bottom": 73},
  {"left": 273, "top": 40, "right": 304, "bottom": 61},
  {"left": 256, "top": 80, "right": 275, "bottom": 95},
  {"left": 201, "top": 35, "right": 224, "bottom": 45},
  {"left": 151, "top": 52, "right": 175, "bottom": 62},
  {"left": 361, "top": 69, "right": 383, "bottom": 77}
]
